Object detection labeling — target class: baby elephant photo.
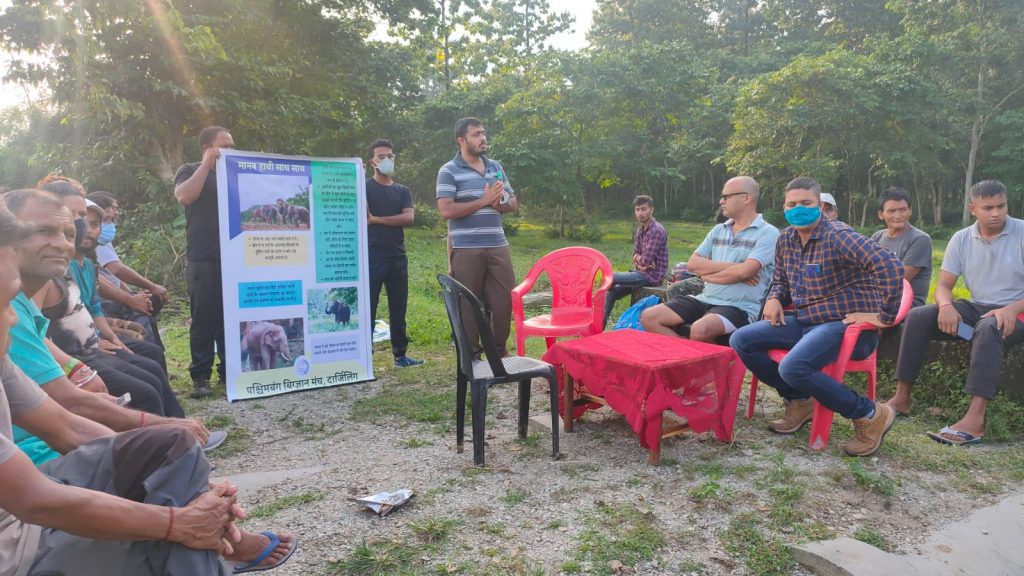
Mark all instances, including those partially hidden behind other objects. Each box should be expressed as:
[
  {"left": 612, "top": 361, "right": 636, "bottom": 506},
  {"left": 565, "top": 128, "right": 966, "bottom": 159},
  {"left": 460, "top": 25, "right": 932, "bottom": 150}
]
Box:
[{"left": 240, "top": 318, "right": 304, "bottom": 372}]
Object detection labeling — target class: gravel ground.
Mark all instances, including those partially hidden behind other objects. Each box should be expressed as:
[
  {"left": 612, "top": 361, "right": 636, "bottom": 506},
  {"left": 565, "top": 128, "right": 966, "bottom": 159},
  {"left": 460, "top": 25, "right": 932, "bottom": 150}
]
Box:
[{"left": 196, "top": 367, "right": 1004, "bottom": 576}]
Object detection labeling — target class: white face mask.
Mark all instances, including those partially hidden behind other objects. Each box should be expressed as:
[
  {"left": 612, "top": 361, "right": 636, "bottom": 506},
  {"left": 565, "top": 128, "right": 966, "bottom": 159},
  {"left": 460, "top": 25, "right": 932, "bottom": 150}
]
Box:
[{"left": 376, "top": 157, "right": 395, "bottom": 176}]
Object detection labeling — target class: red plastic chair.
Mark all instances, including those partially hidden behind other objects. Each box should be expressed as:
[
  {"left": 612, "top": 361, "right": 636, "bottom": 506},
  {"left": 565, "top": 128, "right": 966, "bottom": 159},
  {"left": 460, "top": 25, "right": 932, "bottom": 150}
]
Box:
[
  {"left": 746, "top": 279, "right": 914, "bottom": 450},
  {"left": 511, "top": 247, "right": 614, "bottom": 356}
]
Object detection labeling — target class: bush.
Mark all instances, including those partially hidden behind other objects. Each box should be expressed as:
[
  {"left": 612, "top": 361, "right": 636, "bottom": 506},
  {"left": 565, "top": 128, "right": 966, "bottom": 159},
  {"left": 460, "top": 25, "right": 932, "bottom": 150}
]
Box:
[
  {"left": 118, "top": 223, "right": 187, "bottom": 296},
  {"left": 568, "top": 220, "right": 604, "bottom": 243},
  {"left": 503, "top": 217, "right": 521, "bottom": 236},
  {"left": 413, "top": 203, "right": 442, "bottom": 229}
]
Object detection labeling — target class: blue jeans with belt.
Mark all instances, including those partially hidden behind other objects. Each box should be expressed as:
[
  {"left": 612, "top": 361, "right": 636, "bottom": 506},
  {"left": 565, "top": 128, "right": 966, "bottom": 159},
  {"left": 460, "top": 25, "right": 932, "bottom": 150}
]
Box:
[{"left": 730, "top": 315, "right": 878, "bottom": 420}]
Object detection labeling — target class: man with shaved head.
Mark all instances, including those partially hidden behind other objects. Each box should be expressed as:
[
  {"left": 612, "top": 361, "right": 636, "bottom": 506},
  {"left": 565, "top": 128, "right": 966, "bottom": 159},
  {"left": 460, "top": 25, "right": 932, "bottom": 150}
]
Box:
[{"left": 641, "top": 177, "right": 779, "bottom": 342}]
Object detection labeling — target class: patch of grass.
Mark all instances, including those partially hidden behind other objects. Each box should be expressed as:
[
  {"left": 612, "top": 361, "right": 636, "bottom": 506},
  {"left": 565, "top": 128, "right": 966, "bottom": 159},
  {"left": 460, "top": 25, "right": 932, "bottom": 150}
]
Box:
[
  {"left": 794, "top": 521, "right": 836, "bottom": 542},
  {"left": 210, "top": 425, "right": 251, "bottom": 458},
  {"left": 559, "top": 559, "right": 583, "bottom": 574},
  {"left": 688, "top": 478, "right": 722, "bottom": 504},
  {"left": 329, "top": 540, "right": 417, "bottom": 575},
  {"left": 478, "top": 547, "right": 546, "bottom": 576},
  {"left": 545, "top": 519, "right": 564, "bottom": 530},
  {"left": 399, "top": 436, "right": 432, "bottom": 449},
  {"left": 350, "top": 378, "right": 452, "bottom": 430},
  {"left": 573, "top": 502, "right": 666, "bottom": 576},
  {"left": 246, "top": 491, "right": 324, "bottom": 520},
  {"left": 768, "top": 483, "right": 804, "bottom": 524},
  {"left": 287, "top": 414, "right": 344, "bottom": 440},
  {"left": 853, "top": 526, "right": 893, "bottom": 552},
  {"left": 502, "top": 489, "right": 527, "bottom": 506},
  {"left": 204, "top": 414, "right": 235, "bottom": 429},
  {"left": 561, "top": 462, "right": 600, "bottom": 480},
  {"left": 411, "top": 517, "right": 462, "bottom": 545},
  {"left": 846, "top": 458, "right": 898, "bottom": 497},
  {"left": 481, "top": 523, "right": 506, "bottom": 536},
  {"left": 720, "top": 513, "right": 793, "bottom": 576},
  {"left": 677, "top": 558, "right": 707, "bottom": 574}
]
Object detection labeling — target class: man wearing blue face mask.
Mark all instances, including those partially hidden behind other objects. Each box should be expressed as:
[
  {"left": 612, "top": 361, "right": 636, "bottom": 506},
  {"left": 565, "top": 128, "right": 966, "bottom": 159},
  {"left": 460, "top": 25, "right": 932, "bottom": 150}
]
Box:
[
  {"left": 365, "top": 139, "right": 422, "bottom": 368},
  {"left": 88, "top": 191, "right": 166, "bottom": 348},
  {"left": 730, "top": 177, "right": 904, "bottom": 457}
]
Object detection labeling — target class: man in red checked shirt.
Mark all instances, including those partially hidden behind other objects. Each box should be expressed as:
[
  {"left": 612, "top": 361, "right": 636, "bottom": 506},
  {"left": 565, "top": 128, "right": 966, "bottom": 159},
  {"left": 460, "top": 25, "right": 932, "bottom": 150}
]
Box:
[
  {"left": 730, "top": 177, "right": 903, "bottom": 457},
  {"left": 602, "top": 195, "right": 668, "bottom": 328}
]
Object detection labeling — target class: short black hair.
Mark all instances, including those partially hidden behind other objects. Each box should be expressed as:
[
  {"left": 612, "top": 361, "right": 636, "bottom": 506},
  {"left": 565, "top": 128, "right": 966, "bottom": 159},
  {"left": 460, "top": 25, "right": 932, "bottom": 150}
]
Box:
[
  {"left": 199, "top": 125, "right": 229, "bottom": 148},
  {"left": 37, "top": 174, "right": 85, "bottom": 198},
  {"left": 0, "top": 204, "right": 28, "bottom": 248},
  {"left": 879, "top": 186, "right": 911, "bottom": 211},
  {"left": 86, "top": 191, "right": 117, "bottom": 210},
  {"left": 785, "top": 176, "right": 821, "bottom": 196},
  {"left": 970, "top": 180, "right": 1007, "bottom": 200},
  {"left": 4, "top": 188, "right": 65, "bottom": 217},
  {"left": 633, "top": 195, "right": 654, "bottom": 208},
  {"left": 455, "top": 117, "right": 483, "bottom": 140},
  {"left": 368, "top": 139, "right": 393, "bottom": 157}
]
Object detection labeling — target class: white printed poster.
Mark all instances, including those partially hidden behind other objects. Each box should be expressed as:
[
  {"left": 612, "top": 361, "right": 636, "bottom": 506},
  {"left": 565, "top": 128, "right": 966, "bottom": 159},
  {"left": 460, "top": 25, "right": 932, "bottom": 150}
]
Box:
[{"left": 216, "top": 150, "right": 373, "bottom": 401}]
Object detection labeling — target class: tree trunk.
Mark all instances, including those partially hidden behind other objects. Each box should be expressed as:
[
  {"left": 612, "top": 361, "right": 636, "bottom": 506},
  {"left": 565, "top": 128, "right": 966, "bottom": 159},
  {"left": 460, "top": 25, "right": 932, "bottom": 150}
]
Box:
[{"left": 932, "top": 182, "right": 943, "bottom": 226}]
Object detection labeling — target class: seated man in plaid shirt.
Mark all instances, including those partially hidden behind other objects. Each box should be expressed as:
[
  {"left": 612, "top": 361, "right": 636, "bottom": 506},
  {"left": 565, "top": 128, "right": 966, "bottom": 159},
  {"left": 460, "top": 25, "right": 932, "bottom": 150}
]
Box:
[
  {"left": 602, "top": 195, "right": 668, "bottom": 328},
  {"left": 730, "top": 177, "right": 904, "bottom": 457}
]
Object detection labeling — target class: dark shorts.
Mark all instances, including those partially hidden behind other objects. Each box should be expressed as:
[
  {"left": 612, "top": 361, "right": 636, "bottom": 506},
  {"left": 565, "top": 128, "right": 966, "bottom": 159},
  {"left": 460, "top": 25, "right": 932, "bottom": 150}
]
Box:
[{"left": 664, "top": 296, "right": 750, "bottom": 335}]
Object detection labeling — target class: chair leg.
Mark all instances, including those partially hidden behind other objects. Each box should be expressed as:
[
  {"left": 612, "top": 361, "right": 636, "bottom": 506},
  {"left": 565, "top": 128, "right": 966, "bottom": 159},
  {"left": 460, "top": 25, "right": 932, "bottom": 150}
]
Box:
[
  {"left": 544, "top": 337, "right": 556, "bottom": 350},
  {"left": 867, "top": 368, "right": 877, "bottom": 401},
  {"left": 456, "top": 373, "right": 467, "bottom": 454},
  {"left": 807, "top": 401, "right": 834, "bottom": 451},
  {"left": 516, "top": 332, "right": 526, "bottom": 357},
  {"left": 470, "top": 380, "right": 489, "bottom": 466},
  {"left": 546, "top": 374, "right": 560, "bottom": 459},
  {"left": 517, "top": 379, "right": 531, "bottom": 439},
  {"left": 747, "top": 375, "right": 759, "bottom": 419}
]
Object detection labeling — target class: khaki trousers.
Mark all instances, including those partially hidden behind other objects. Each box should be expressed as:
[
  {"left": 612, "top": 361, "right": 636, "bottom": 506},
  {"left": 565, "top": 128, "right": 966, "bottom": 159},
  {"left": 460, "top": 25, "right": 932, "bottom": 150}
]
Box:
[{"left": 450, "top": 246, "right": 515, "bottom": 356}]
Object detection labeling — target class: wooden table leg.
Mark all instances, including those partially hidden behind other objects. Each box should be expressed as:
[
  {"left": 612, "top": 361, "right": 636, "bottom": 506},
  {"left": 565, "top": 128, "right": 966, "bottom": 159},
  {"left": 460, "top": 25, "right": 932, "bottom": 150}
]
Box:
[{"left": 563, "top": 372, "right": 574, "bottom": 433}]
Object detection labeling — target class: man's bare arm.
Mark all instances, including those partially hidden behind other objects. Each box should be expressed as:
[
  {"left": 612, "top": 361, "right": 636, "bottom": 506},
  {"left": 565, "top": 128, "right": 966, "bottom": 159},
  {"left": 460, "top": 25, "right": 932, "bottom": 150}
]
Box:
[
  {"left": 700, "top": 259, "right": 763, "bottom": 285},
  {"left": 104, "top": 260, "right": 165, "bottom": 299},
  {"left": 14, "top": 396, "right": 113, "bottom": 454},
  {"left": 174, "top": 147, "right": 219, "bottom": 206},
  {"left": 687, "top": 252, "right": 733, "bottom": 275}
]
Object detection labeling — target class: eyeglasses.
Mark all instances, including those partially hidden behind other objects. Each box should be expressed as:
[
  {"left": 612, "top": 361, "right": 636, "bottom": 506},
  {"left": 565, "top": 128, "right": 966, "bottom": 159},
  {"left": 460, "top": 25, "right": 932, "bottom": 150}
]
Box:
[{"left": 719, "top": 192, "right": 749, "bottom": 202}]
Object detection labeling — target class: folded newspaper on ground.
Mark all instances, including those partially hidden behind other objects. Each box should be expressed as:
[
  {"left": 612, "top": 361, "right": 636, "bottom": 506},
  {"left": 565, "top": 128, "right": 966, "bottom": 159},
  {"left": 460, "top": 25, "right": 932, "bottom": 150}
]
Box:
[
  {"left": 372, "top": 320, "right": 390, "bottom": 343},
  {"left": 355, "top": 489, "right": 413, "bottom": 516}
]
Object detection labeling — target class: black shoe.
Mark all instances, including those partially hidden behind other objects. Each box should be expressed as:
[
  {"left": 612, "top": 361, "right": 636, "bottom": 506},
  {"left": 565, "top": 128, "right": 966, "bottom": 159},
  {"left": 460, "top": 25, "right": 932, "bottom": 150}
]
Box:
[
  {"left": 190, "top": 377, "right": 213, "bottom": 399},
  {"left": 394, "top": 356, "right": 424, "bottom": 368}
]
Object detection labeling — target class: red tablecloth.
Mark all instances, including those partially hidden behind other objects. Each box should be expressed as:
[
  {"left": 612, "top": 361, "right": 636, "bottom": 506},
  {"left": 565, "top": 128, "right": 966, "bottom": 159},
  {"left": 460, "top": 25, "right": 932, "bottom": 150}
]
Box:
[{"left": 542, "top": 329, "right": 745, "bottom": 450}]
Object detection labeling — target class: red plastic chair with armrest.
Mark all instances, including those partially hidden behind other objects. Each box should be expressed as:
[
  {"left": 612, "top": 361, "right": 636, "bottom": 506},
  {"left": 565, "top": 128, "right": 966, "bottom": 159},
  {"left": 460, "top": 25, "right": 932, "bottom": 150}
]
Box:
[
  {"left": 511, "top": 247, "right": 614, "bottom": 356},
  {"left": 746, "top": 279, "right": 914, "bottom": 450}
]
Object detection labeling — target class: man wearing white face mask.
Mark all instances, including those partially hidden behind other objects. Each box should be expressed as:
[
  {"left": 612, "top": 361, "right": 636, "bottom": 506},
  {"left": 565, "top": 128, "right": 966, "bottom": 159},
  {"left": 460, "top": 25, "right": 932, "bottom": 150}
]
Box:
[{"left": 366, "top": 139, "right": 423, "bottom": 368}]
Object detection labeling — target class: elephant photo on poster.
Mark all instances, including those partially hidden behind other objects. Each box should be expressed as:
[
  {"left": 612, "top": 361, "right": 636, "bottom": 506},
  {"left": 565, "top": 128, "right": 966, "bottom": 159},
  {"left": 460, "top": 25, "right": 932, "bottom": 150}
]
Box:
[
  {"left": 308, "top": 287, "right": 359, "bottom": 334},
  {"left": 240, "top": 318, "right": 305, "bottom": 373}
]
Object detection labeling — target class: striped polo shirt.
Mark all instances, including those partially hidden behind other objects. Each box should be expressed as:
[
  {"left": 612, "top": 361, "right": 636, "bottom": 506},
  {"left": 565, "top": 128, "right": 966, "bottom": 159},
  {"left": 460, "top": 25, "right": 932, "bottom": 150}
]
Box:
[
  {"left": 436, "top": 152, "right": 516, "bottom": 249},
  {"left": 693, "top": 215, "right": 780, "bottom": 322}
]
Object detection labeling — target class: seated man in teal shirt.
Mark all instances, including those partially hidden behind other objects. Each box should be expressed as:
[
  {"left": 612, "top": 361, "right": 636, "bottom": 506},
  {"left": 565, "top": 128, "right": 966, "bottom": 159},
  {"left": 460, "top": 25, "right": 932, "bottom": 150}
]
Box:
[
  {"left": 4, "top": 188, "right": 213, "bottom": 464},
  {"left": 641, "top": 177, "right": 779, "bottom": 342}
]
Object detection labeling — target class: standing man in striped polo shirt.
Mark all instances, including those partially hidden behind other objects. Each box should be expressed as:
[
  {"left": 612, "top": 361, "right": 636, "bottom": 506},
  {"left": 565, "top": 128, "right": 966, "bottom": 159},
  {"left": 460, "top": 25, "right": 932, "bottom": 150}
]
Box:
[{"left": 436, "top": 118, "right": 518, "bottom": 356}]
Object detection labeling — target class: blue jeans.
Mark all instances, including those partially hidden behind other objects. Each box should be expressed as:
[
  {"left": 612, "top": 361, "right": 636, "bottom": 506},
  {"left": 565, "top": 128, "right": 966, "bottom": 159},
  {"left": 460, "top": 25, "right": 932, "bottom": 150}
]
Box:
[
  {"left": 730, "top": 315, "right": 878, "bottom": 420},
  {"left": 603, "top": 271, "right": 655, "bottom": 328}
]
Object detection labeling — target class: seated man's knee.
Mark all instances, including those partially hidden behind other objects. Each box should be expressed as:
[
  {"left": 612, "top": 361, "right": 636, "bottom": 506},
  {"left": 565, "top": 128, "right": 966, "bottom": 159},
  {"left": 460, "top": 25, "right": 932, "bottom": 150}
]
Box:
[
  {"left": 778, "top": 354, "right": 816, "bottom": 387},
  {"left": 640, "top": 306, "right": 670, "bottom": 330},
  {"left": 689, "top": 318, "right": 723, "bottom": 343},
  {"left": 974, "top": 316, "right": 1002, "bottom": 339}
]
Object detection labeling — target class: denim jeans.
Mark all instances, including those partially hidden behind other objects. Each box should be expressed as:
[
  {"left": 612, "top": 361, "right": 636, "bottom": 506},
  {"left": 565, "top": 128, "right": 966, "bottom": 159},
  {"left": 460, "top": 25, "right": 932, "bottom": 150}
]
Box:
[
  {"left": 730, "top": 315, "right": 878, "bottom": 420},
  {"left": 603, "top": 271, "right": 656, "bottom": 328}
]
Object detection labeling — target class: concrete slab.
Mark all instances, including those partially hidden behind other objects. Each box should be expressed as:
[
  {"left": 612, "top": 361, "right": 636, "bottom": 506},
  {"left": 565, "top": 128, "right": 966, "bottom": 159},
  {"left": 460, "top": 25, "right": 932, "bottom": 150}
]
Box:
[
  {"left": 793, "top": 492, "right": 1024, "bottom": 576},
  {"left": 211, "top": 465, "right": 327, "bottom": 492}
]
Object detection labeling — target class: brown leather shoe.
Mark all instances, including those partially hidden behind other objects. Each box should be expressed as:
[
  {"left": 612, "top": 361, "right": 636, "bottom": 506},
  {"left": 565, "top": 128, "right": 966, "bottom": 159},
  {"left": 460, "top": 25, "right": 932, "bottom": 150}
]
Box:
[
  {"left": 768, "top": 398, "right": 815, "bottom": 434},
  {"left": 843, "top": 402, "right": 896, "bottom": 457}
]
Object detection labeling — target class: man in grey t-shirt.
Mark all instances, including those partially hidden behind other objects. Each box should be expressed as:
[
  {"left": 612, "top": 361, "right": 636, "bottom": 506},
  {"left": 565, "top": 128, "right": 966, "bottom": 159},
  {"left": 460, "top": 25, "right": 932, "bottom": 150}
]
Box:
[
  {"left": 870, "top": 187, "right": 932, "bottom": 307},
  {"left": 436, "top": 117, "right": 518, "bottom": 356},
  {"left": 887, "top": 180, "right": 1024, "bottom": 445}
]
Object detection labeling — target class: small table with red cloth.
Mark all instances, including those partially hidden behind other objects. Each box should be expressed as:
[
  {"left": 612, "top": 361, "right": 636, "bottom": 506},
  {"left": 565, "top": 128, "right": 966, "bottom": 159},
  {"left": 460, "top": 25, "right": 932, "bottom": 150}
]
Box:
[{"left": 541, "top": 329, "right": 745, "bottom": 464}]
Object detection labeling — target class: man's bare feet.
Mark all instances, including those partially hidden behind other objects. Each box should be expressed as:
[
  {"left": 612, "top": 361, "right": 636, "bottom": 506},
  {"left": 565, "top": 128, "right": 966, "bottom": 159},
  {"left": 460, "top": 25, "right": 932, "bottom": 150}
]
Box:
[
  {"left": 224, "top": 531, "right": 295, "bottom": 569},
  {"left": 883, "top": 397, "right": 911, "bottom": 416},
  {"left": 943, "top": 416, "right": 985, "bottom": 439}
]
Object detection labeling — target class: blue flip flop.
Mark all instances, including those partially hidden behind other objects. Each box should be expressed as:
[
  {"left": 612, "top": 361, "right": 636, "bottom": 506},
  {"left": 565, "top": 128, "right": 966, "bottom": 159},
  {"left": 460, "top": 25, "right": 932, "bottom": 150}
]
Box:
[
  {"left": 926, "top": 426, "right": 983, "bottom": 446},
  {"left": 233, "top": 531, "right": 298, "bottom": 574}
]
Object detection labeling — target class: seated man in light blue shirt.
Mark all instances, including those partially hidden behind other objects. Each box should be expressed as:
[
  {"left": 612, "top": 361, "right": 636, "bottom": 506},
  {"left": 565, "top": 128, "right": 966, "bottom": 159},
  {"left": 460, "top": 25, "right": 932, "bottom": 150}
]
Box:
[{"left": 641, "top": 177, "right": 779, "bottom": 342}]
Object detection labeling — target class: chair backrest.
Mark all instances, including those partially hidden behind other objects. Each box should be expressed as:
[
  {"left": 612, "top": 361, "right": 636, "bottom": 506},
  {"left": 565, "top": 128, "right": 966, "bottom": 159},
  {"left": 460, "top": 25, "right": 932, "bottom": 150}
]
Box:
[
  {"left": 523, "top": 246, "right": 613, "bottom": 317},
  {"left": 437, "top": 274, "right": 507, "bottom": 379}
]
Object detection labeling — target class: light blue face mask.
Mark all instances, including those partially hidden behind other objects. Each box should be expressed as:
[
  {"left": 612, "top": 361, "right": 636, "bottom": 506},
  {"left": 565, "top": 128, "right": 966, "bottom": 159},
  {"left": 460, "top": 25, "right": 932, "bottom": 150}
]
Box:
[
  {"left": 98, "top": 222, "right": 116, "bottom": 245},
  {"left": 784, "top": 205, "right": 821, "bottom": 227}
]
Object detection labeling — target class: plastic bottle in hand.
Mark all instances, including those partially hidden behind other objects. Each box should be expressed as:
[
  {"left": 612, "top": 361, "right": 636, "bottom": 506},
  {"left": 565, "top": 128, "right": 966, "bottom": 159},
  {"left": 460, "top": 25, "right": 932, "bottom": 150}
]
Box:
[{"left": 495, "top": 170, "right": 509, "bottom": 204}]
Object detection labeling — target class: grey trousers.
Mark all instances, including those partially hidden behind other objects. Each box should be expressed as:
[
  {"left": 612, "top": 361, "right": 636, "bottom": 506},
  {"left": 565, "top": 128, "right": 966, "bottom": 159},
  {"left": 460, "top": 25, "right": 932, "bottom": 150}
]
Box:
[
  {"left": 30, "top": 428, "right": 229, "bottom": 576},
  {"left": 450, "top": 246, "right": 516, "bottom": 357},
  {"left": 895, "top": 300, "right": 1024, "bottom": 399}
]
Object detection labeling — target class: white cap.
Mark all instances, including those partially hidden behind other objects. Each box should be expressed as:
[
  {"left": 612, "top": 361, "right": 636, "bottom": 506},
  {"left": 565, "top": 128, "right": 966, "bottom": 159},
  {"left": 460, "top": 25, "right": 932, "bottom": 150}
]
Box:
[
  {"left": 820, "top": 192, "right": 837, "bottom": 207},
  {"left": 85, "top": 199, "right": 104, "bottom": 216}
]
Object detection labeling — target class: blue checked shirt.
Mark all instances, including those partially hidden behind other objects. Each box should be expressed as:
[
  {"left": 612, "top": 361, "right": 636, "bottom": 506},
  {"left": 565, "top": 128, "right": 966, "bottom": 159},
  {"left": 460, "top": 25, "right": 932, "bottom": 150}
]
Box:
[
  {"left": 634, "top": 218, "right": 669, "bottom": 285},
  {"left": 768, "top": 219, "right": 903, "bottom": 325}
]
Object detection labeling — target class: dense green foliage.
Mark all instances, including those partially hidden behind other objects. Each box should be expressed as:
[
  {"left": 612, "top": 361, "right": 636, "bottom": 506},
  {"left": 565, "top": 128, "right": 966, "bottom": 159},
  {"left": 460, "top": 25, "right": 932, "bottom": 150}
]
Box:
[{"left": 2, "top": 0, "right": 1023, "bottom": 260}]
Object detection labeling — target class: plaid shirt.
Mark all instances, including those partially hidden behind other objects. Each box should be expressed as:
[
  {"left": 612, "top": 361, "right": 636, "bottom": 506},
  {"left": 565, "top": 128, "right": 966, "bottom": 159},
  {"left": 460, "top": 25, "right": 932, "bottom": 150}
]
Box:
[
  {"left": 634, "top": 218, "right": 669, "bottom": 284},
  {"left": 769, "top": 219, "right": 903, "bottom": 325}
]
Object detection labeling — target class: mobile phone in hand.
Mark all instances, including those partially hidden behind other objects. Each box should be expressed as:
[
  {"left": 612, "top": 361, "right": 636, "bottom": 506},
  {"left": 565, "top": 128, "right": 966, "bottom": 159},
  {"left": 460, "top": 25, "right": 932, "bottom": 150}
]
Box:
[
  {"left": 956, "top": 321, "right": 974, "bottom": 341},
  {"left": 116, "top": 392, "right": 132, "bottom": 407}
]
